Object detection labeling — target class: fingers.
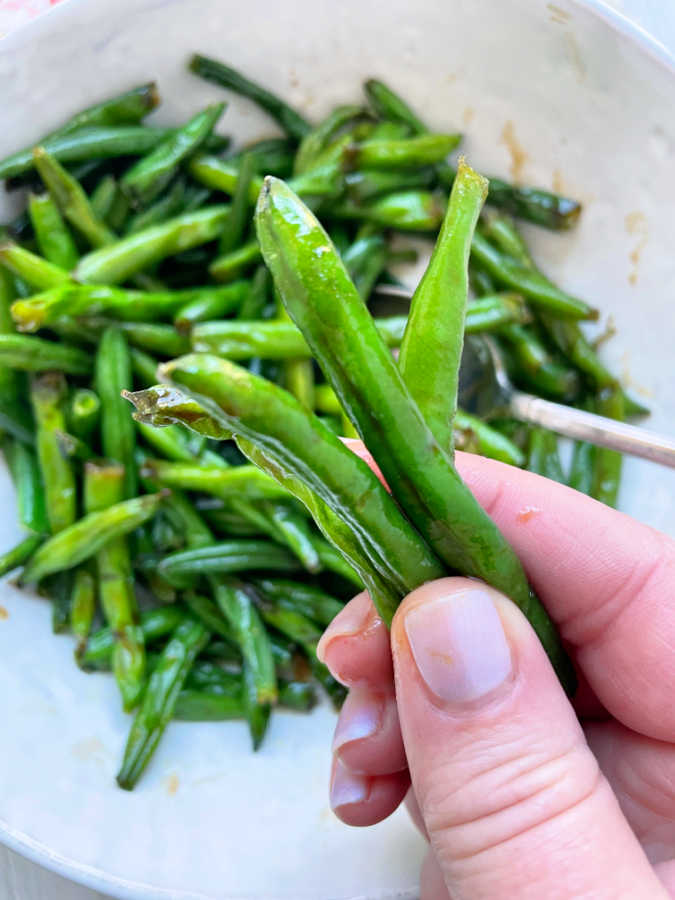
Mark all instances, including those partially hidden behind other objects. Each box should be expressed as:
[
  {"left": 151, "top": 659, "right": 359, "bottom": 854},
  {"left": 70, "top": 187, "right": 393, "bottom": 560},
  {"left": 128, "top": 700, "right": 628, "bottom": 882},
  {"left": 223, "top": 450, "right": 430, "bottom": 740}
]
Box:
[
  {"left": 329, "top": 757, "right": 410, "bottom": 827},
  {"left": 344, "top": 439, "right": 675, "bottom": 742},
  {"left": 391, "top": 576, "right": 665, "bottom": 899},
  {"left": 317, "top": 591, "right": 392, "bottom": 688},
  {"left": 332, "top": 684, "right": 406, "bottom": 775}
]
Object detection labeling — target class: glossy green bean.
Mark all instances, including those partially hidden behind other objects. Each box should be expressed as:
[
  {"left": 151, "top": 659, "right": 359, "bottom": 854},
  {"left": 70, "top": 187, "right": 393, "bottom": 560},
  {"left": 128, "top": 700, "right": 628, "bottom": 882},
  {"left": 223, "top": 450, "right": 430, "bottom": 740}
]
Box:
[
  {"left": 453, "top": 409, "right": 526, "bottom": 466},
  {"left": 0, "top": 270, "right": 33, "bottom": 444},
  {"left": 334, "top": 190, "right": 445, "bottom": 231},
  {"left": 157, "top": 539, "right": 301, "bottom": 588},
  {"left": 2, "top": 438, "right": 47, "bottom": 534},
  {"left": 30, "top": 373, "right": 77, "bottom": 534},
  {"left": 117, "top": 617, "right": 209, "bottom": 789},
  {"left": 142, "top": 459, "right": 291, "bottom": 502},
  {"left": 254, "top": 578, "right": 343, "bottom": 627},
  {"left": 122, "top": 103, "right": 225, "bottom": 206},
  {"left": 173, "top": 689, "right": 244, "bottom": 721},
  {"left": 33, "top": 147, "right": 116, "bottom": 248},
  {"left": 21, "top": 491, "right": 164, "bottom": 584},
  {"left": 230, "top": 137, "right": 296, "bottom": 178},
  {"left": 363, "top": 79, "right": 426, "bottom": 134},
  {"left": 591, "top": 387, "right": 624, "bottom": 508},
  {"left": 90, "top": 174, "right": 119, "bottom": 221},
  {"left": 219, "top": 151, "right": 254, "bottom": 254},
  {"left": 211, "top": 577, "right": 277, "bottom": 705},
  {"left": 78, "top": 604, "right": 189, "bottom": 670},
  {"left": 499, "top": 324, "right": 580, "bottom": 401},
  {"left": 69, "top": 567, "right": 96, "bottom": 646},
  {"left": 96, "top": 327, "right": 136, "bottom": 497},
  {"left": 0, "top": 241, "right": 70, "bottom": 290},
  {"left": 295, "top": 105, "right": 365, "bottom": 174},
  {"left": 84, "top": 462, "right": 145, "bottom": 710},
  {"left": 399, "top": 159, "right": 487, "bottom": 449},
  {"left": 344, "top": 133, "right": 460, "bottom": 171},
  {"left": 67, "top": 389, "right": 100, "bottom": 441},
  {"left": 526, "top": 428, "right": 565, "bottom": 483},
  {"left": 184, "top": 592, "right": 238, "bottom": 644},
  {"left": 260, "top": 502, "right": 321, "bottom": 572},
  {"left": 0, "top": 334, "right": 90, "bottom": 374},
  {"left": 0, "top": 126, "right": 171, "bottom": 181},
  {"left": 256, "top": 177, "right": 574, "bottom": 690},
  {"left": 174, "top": 283, "right": 247, "bottom": 333},
  {"left": 189, "top": 54, "right": 310, "bottom": 140},
  {"left": 0, "top": 533, "right": 44, "bottom": 578},
  {"left": 155, "top": 357, "right": 445, "bottom": 624},
  {"left": 209, "top": 240, "right": 261, "bottom": 283},
  {"left": 27, "top": 192, "right": 78, "bottom": 270},
  {"left": 74, "top": 206, "right": 229, "bottom": 285}
]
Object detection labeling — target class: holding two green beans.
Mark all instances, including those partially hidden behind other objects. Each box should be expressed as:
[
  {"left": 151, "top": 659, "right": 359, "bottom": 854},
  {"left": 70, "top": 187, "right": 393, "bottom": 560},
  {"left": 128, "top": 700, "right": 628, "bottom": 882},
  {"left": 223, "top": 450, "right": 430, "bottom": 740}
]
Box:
[{"left": 0, "top": 52, "right": 641, "bottom": 788}]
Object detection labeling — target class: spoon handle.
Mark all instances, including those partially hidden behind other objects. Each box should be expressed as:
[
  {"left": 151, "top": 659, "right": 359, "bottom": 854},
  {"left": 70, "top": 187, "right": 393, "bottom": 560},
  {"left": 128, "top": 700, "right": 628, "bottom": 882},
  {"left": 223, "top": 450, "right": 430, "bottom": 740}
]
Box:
[{"left": 509, "top": 391, "right": 675, "bottom": 468}]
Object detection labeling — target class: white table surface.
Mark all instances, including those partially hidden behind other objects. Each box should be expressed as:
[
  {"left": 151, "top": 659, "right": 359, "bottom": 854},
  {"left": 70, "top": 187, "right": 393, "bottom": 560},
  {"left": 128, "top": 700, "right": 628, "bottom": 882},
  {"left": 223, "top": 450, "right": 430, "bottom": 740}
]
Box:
[{"left": 0, "top": 1, "right": 674, "bottom": 898}]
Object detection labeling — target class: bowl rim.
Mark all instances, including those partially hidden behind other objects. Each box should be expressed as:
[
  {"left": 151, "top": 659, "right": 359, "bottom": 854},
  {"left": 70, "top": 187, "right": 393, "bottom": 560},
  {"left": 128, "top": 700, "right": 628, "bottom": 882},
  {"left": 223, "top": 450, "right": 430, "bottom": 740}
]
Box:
[{"left": 0, "top": 0, "right": 673, "bottom": 898}]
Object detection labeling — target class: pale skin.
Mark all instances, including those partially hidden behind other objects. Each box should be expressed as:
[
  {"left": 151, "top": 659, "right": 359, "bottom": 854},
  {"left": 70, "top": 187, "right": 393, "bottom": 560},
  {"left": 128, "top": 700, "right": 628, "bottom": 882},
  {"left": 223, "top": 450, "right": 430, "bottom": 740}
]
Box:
[{"left": 318, "top": 443, "right": 675, "bottom": 899}]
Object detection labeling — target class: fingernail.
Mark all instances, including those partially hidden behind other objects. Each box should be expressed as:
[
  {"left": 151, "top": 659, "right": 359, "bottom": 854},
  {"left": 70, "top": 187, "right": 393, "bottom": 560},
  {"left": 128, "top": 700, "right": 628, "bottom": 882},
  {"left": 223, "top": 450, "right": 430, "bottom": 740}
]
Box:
[
  {"left": 317, "top": 595, "right": 371, "bottom": 664},
  {"left": 404, "top": 586, "right": 512, "bottom": 704},
  {"left": 332, "top": 687, "right": 381, "bottom": 754},
  {"left": 330, "top": 758, "right": 369, "bottom": 810}
]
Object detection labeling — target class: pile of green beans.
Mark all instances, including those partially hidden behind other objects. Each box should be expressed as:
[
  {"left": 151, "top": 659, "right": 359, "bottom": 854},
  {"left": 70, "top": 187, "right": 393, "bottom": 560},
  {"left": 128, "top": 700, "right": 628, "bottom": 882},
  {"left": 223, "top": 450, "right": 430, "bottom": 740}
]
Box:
[{"left": 0, "top": 56, "right": 643, "bottom": 788}]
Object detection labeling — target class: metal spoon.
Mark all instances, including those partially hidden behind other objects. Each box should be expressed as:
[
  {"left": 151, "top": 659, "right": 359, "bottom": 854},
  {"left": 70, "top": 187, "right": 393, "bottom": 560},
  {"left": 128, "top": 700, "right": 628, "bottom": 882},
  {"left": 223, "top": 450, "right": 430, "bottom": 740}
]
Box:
[{"left": 374, "top": 285, "right": 675, "bottom": 468}]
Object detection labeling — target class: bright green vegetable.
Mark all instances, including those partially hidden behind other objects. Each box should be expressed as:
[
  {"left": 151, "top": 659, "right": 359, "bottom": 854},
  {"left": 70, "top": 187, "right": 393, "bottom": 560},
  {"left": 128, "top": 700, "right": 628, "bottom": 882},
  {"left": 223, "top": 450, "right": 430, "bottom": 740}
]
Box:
[
  {"left": 27, "top": 192, "right": 79, "bottom": 270},
  {"left": 96, "top": 327, "right": 137, "bottom": 497}
]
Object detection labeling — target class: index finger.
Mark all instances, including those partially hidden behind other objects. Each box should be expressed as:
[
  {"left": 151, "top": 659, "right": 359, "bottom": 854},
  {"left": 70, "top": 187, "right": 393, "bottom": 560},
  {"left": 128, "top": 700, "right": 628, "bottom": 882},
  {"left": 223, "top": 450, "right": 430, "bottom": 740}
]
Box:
[{"left": 345, "top": 440, "right": 675, "bottom": 742}]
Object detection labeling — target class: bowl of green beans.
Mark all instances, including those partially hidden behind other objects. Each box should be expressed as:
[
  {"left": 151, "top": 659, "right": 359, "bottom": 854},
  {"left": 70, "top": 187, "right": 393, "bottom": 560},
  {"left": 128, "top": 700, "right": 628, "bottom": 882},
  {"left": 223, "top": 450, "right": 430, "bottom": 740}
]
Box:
[{"left": 0, "top": 0, "right": 674, "bottom": 897}]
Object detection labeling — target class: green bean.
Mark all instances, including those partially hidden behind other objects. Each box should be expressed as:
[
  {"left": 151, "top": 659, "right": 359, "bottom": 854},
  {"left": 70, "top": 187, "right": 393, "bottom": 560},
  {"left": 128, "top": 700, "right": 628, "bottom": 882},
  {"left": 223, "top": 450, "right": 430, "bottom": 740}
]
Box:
[
  {"left": 230, "top": 137, "right": 296, "bottom": 178},
  {"left": 117, "top": 617, "right": 209, "bottom": 789},
  {"left": 453, "top": 409, "right": 526, "bottom": 466},
  {"left": 568, "top": 440, "right": 595, "bottom": 496},
  {"left": 69, "top": 568, "right": 96, "bottom": 646},
  {"left": 260, "top": 502, "right": 321, "bottom": 572},
  {"left": 0, "top": 270, "right": 33, "bottom": 444},
  {"left": 161, "top": 491, "right": 215, "bottom": 550},
  {"left": 363, "top": 79, "right": 427, "bottom": 134},
  {"left": 122, "top": 103, "right": 225, "bottom": 207},
  {"left": 591, "top": 387, "right": 624, "bottom": 508},
  {"left": 294, "top": 106, "right": 366, "bottom": 174},
  {"left": 54, "top": 429, "right": 95, "bottom": 462},
  {"left": 344, "top": 133, "right": 460, "bottom": 171},
  {"left": 126, "top": 383, "right": 233, "bottom": 440},
  {"left": 254, "top": 578, "right": 343, "bottom": 626},
  {"left": 219, "top": 151, "right": 255, "bottom": 255},
  {"left": 84, "top": 462, "right": 145, "bottom": 709},
  {"left": 90, "top": 174, "right": 118, "bottom": 221},
  {"left": 2, "top": 439, "right": 47, "bottom": 534},
  {"left": 472, "top": 231, "right": 596, "bottom": 319},
  {"left": 526, "top": 428, "right": 565, "bottom": 483},
  {"left": 483, "top": 177, "right": 581, "bottom": 231},
  {"left": 130, "top": 348, "right": 160, "bottom": 386},
  {"left": 21, "top": 491, "right": 164, "bottom": 584},
  {"left": 123, "top": 178, "right": 185, "bottom": 234},
  {"left": 33, "top": 147, "right": 116, "bottom": 248},
  {"left": 342, "top": 232, "right": 389, "bottom": 299},
  {"left": 211, "top": 577, "right": 277, "bottom": 705},
  {"left": 0, "top": 334, "right": 90, "bottom": 374},
  {"left": 96, "top": 327, "right": 136, "bottom": 497},
  {"left": 189, "top": 54, "right": 310, "bottom": 140},
  {"left": 46, "top": 571, "right": 73, "bottom": 633},
  {"left": 74, "top": 206, "right": 229, "bottom": 285},
  {"left": 188, "top": 155, "right": 263, "bottom": 203},
  {"left": 174, "top": 282, "right": 247, "bottom": 331},
  {"left": 0, "top": 533, "right": 44, "bottom": 578},
  {"left": 142, "top": 459, "right": 291, "bottom": 502},
  {"left": 184, "top": 592, "right": 238, "bottom": 644},
  {"left": 399, "top": 159, "right": 487, "bottom": 449},
  {"left": 154, "top": 358, "right": 445, "bottom": 624},
  {"left": 157, "top": 539, "right": 301, "bottom": 588},
  {"left": 67, "top": 389, "right": 100, "bottom": 441},
  {"left": 344, "top": 168, "right": 435, "bottom": 204},
  {"left": 184, "top": 660, "right": 241, "bottom": 693},
  {"left": 98, "top": 322, "right": 190, "bottom": 358},
  {"left": 106, "top": 185, "right": 131, "bottom": 232},
  {"left": 0, "top": 241, "right": 70, "bottom": 290},
  {"left": 241, "top": 660, "right": 271, "bottom": 750},
  {"left": 27, "top": 193, "right": 78, "bottom": 270},
  {"left": 78, "top": 604, "right": 188, "bottom": 670},
  {"left": 191, "top": 315, "right": 411, "bottom": 359},
  {"left": 237, "top": 266, "right": 270, "bottom": 321},
  {"left": 334, "top": 190, "right": 445, "bottom": 231},
  {"left": 30, "top": 373, "right": 77, "bottom": 534},
  {"left": 13, "top": 283, "right": 246, "bottom": 332},
  {"left": 0, "top": 126, "right": 172, "bottom": 181},
  {"left": 209, "top": 240, "right": 261, "bottom": 283},
  {"left": 173, "top": 689, "right": 244, "bottom": 721},
  {"left": 256, "top": 177, "right": 574, "bottom": 691},
  {"left": 135, "top": 420, "right": 199, "bottom": 464},
  {"left": 499, "top": 324, "right": 580, "bottom": 401}
]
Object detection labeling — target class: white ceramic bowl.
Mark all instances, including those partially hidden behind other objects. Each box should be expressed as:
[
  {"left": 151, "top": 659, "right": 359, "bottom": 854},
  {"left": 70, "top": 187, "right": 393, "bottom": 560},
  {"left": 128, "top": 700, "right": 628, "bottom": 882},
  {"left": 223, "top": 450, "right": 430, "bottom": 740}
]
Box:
[{"left": 1, "top": 1, "right": 674, "bottom": 897}]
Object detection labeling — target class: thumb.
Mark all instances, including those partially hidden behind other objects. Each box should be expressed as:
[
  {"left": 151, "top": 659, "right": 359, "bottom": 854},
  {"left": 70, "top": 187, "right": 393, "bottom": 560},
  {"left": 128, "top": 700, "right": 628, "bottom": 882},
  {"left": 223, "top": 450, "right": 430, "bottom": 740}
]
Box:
[{"left": 391, "top": 577, "right": 663, "bottom": 900}]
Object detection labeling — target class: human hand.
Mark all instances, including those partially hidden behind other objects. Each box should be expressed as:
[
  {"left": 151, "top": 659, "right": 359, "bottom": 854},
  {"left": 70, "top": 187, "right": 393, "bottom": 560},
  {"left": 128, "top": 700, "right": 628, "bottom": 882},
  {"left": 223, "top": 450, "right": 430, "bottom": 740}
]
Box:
[{"left": 318, "top": 446, "right": 675, "bottom": 898}]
